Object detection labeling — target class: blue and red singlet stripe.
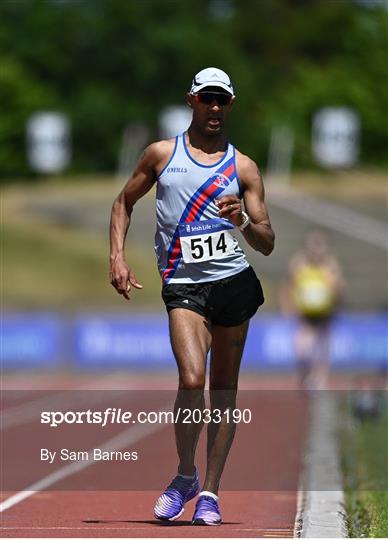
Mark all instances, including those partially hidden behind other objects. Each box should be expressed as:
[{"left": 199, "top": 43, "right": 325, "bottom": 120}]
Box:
[{"left": 155, "top": 133, "right": 248, "bottom": 285}]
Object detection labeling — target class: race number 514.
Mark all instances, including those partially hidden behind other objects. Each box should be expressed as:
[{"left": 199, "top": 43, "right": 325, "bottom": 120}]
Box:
[{"left": 181, "top": 231, "right": 235, "bottom": 263}]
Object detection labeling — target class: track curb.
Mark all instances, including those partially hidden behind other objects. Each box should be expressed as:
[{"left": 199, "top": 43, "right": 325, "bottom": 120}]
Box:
[{"left": 294, "top": 393, "right": 348, "bottom": 538}]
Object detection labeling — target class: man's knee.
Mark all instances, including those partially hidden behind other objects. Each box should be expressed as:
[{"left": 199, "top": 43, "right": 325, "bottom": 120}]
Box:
[{"left": 179, "top": 371, "right": 205, "bottom": 390}]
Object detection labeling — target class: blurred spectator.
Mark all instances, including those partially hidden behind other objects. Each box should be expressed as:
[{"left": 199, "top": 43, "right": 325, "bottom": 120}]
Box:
[{"left": 280, "top": 230, "right": 344, "bottom": 389}]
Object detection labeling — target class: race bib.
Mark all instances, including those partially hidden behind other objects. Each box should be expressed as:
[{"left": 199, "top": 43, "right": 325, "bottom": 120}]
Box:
[{"left": 179, "top": 219, "right": 235, "bottom": 264}]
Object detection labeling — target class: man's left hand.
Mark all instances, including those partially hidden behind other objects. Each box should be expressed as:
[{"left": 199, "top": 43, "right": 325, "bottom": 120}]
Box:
[{"left": 216, "top": 195, "right": 244, "bottom": 227}]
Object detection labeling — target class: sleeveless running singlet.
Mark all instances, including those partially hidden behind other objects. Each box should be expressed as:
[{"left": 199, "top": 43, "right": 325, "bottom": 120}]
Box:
[
  {"left": 293, "top": 265, "right": 335, "bottom": 317},
  {"left": 155, "top": 133, "right": 249, "bottom": 285}
]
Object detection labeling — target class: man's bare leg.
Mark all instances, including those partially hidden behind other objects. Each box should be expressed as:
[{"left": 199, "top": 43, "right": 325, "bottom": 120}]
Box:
[
  {"left": 168, "top": 308, "right": 212, "bottom": 475},
  {"left": 202, "top": 320, "right": 249, "bottom": 494}
]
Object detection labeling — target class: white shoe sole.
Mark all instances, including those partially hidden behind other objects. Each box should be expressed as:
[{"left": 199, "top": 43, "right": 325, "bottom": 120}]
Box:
[{"left": 154, "top": 507, "right": 184, "bottom": 521}]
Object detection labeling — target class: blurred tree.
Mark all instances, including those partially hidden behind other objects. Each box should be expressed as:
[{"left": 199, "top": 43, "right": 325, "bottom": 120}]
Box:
[
  {"left": 0, "top": 56, "right": 57, "bottom": 177},
  {"left": 0, "top": 0, "right": 386, "bottom": 179}
]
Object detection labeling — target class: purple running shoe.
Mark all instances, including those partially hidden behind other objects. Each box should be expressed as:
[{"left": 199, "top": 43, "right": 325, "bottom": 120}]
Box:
[
  {"left": 154, "top": 470, "right": 199, "bottom": 521},
  {"left": 192, "top": 494, "right": 222, "bottom": 526}
]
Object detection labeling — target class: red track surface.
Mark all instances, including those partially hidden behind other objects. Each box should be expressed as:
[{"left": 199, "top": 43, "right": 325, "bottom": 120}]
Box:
[
  {"left": 1, "top": 373, "right": 308, "bottom": 538},
  {"left": 1, "top": 491, "right": 297, "bottom": 538}
]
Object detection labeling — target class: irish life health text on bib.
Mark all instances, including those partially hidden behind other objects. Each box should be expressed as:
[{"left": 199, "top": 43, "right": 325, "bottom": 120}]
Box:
[{"left": 179, "top": 219, "right": 236, "bottom": 264}]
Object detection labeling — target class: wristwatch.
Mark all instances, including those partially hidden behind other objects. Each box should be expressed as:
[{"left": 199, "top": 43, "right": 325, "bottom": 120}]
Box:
[{"left": 239, "top": 211, "right": 251, "bottom": 231}]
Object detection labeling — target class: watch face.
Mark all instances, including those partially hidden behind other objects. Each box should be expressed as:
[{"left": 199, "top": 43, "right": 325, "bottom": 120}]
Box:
[{"left": 239, "top": 212, "right": 250, "bottom": 230}]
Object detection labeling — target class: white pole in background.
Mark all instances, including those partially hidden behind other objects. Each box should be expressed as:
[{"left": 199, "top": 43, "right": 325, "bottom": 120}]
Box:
[
  {"left": 116, "top": 123, "right": 149, "bottom": 184},
  {"left": 266, "top": 124, "right": 294, "bottom": 185}
]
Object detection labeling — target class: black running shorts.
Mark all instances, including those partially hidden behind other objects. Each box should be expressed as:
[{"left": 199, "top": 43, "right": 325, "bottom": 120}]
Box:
[{"left": 161, "top": 266, "right": 264, "bottom": 327}]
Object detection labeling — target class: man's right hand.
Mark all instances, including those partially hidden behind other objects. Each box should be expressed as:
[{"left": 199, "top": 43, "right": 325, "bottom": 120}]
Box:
[{"left": 109, "top": 256, "right": 143, "bottom": 301}]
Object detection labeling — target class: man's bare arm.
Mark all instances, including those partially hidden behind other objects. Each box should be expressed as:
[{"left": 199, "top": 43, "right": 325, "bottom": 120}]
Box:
[
  {"left": 238, "top": 155, "right": 275, "bottom": 255},
  {"left": 109, "top": 142, "right": 165, "bottom": 300},
  {"left": 216, "top": 155, "right": 274, "bottom": 255}
]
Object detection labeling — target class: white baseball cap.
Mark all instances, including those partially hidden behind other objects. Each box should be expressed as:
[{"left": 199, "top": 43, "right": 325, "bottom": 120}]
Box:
[{"left": 190, "top": 67, "right": 234, "bottom": 96}]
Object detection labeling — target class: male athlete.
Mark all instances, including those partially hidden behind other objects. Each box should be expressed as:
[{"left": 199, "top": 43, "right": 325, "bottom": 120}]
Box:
[{"left": 109, "top": 67, "right": 275, "bottom": 526}]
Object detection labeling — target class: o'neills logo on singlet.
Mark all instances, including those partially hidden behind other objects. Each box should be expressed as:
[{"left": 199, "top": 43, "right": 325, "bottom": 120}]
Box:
[
  {"left": 167, "top": 167, "right": 188, "bottom": 173},
  {"left": 213, "top": 173, "right": 231, "bottom": 188}
]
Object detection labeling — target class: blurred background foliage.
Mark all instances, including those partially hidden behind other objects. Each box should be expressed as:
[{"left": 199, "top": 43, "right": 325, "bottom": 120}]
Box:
[
  {"left": 1, "top": 0, "right": 387, "bottom": 179},
  {"left": 1, "top": 0, "right": 387, "bottom": 314}
]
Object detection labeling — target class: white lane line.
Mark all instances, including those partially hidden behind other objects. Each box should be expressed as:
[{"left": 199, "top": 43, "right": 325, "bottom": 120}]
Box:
[
  {"left": 0, "top": 401, "right": 174, "bottom": 513},
  {"left": 269, "top": 188, "right": 387, "bottom": 250}
]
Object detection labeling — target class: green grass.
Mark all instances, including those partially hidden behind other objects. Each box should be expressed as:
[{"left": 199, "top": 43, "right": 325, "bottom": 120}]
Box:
[
  {"left": 341, "top": 397, "right": 388, "bottom": 537},
  {"left": 347, "top": 491, "right": 388, "bottom": 538}
]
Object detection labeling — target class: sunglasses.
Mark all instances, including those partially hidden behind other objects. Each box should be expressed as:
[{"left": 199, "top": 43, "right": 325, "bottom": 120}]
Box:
[{"left": 194, "top": 92, "right": 232, "bottom": 106}]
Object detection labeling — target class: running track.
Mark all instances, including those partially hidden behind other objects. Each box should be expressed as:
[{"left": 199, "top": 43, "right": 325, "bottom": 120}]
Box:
[{"left": 1, "top": 372, "right": 309, "bottom": 538}]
